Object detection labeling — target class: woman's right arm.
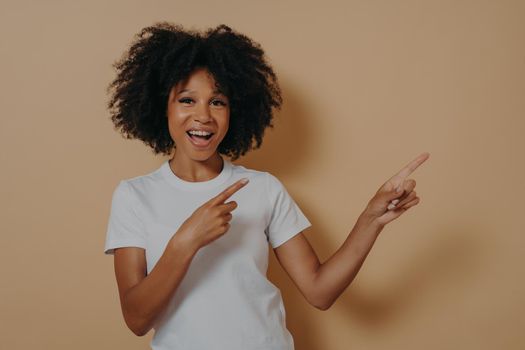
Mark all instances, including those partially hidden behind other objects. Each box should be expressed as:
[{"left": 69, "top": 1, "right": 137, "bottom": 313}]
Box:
[
  {"left": 113, "top": 178, "right": 249, "bottom": 336},
  {"left": 114, "top": 234, "right": 198, "bottom": 337}
]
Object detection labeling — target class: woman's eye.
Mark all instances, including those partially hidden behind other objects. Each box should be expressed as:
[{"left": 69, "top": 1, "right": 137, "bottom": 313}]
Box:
[
  {"left": 178, "top": 98, "right": 193, "bottom": 104},
  {"left": 211, "top": 100, "right": 227, "bottom": 106}
]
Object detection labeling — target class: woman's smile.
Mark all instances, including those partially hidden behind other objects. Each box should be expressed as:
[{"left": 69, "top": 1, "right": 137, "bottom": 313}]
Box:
[{"left": 186, "top": 129, "right": 215, "bottom": 149}]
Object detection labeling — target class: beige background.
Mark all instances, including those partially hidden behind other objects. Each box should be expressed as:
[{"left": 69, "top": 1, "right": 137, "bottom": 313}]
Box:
[{"left": 1, "top": 0, "right": 524, "bottom": 349}]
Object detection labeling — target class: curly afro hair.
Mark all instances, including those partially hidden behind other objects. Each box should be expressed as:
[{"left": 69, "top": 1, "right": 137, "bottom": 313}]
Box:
[{"left": 107, "top": 22, "right": 283, "bottom": 161}]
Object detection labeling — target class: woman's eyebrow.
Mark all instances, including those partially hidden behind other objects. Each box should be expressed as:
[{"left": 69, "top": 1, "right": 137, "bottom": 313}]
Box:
[{"left": 177, "top": 88, "right": 225, "bottom": 95}]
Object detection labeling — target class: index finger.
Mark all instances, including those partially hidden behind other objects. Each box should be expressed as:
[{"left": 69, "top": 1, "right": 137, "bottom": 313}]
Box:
[
  {"left": 209, "top": 178, "right": 249, "bottom": 206},
  {"left": 391, "top": 152, "right": 430, "bottom": 181}
]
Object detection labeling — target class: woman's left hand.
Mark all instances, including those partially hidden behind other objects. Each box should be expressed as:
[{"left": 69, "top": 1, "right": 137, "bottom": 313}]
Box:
[{"left": 362, "top": 152, "right": 430, "bottom": 228}]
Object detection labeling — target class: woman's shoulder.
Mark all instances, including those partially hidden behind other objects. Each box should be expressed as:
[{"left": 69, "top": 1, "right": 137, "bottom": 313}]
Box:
[
  {"left": 113, "top": 163, "right": 165, "bottom": 196},
  {"left": 228, "top": 161, "right": 286, "bottom": 191},
  {"left": 229, "top": 161, "right": 273, "bottom": 182}
]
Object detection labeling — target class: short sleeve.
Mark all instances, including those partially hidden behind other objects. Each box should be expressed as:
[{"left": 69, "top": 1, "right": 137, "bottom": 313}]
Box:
[
  {"left": 104, "top": 180, "right": 147, "bottom": 255},
  {"left": 265, "top": 173, "right": 312, "bottom": 248}
]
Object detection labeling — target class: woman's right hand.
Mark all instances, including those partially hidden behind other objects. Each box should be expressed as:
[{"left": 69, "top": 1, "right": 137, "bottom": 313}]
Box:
[{"left": 172, "top": 178, "right": 249, "bottom": 251}]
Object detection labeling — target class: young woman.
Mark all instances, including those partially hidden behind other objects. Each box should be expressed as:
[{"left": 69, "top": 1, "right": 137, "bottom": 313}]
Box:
[{"left": 104, "top": 22, "right": 430, "bottom": 350}]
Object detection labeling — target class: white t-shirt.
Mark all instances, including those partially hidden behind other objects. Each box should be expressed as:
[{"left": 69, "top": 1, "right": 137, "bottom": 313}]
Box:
[{"left": 104, "top": 157, "right": 312, "bottom": 350}]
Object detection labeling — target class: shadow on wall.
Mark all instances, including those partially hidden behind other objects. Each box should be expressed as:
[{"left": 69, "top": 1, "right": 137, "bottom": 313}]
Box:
[
  {"left": 237, "top": 78, "right": 315, "bottom": 177},
  {"left": 339, "top": 222, "right": 485, "bottom": 328}
]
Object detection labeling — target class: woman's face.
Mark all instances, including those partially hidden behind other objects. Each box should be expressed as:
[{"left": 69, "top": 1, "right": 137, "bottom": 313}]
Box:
[{"left": 167, "top": 67, "right": 230, "bottom": 162}]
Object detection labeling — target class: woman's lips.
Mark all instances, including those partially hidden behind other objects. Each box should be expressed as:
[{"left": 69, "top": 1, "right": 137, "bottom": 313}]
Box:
[{"left": 186, "top": 132, "right": 214, "bottom": 149}]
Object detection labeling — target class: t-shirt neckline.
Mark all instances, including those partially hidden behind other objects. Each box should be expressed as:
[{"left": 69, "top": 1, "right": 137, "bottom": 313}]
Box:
[{"left": 160, "top": 157, "right": 233, "bottom": 191}]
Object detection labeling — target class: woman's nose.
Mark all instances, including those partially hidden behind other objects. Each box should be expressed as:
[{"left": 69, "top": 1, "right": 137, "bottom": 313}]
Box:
[{"left": 193, "top": 103, "right": 212, "bottom": 123}]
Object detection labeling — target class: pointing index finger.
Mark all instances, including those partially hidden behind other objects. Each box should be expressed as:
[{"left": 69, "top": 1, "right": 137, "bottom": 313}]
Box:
[
  {"left": 209, "top": 178, "right": 249, "bottom": 206},
  {"left": 392, "top": 152, "right": 430, "bottom": 180}
]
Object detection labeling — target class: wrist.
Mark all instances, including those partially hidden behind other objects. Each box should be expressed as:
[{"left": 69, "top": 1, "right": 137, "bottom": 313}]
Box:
[
  {"left": 357, "top": 211, "right": 384, "bottom": 233},
  {"left": 169, "top": 231, "right": 200, "bottom": 258}
]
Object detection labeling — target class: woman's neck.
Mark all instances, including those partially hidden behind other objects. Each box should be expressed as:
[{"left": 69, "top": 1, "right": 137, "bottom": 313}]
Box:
[{"left": 168, "top": 151, "right": 224, "bottom": 182}]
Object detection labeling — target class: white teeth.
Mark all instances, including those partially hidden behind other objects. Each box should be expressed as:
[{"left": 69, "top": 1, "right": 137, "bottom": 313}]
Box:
[{"left": 188, "top": 130, "right": 212, "bottom": 136}]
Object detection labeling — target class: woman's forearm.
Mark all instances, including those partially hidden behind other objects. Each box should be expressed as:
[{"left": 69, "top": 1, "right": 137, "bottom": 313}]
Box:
[
  {"left": 121, "top": 235, "right": 199, "bottom": 336},
  {"left": 314, "top": 213, "right": 384, "bottom": 310}
]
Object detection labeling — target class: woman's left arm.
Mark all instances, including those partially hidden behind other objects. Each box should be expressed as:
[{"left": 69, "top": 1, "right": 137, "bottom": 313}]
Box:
[{"left": 274, "top": 152, "right": 430, "bottom": 310}]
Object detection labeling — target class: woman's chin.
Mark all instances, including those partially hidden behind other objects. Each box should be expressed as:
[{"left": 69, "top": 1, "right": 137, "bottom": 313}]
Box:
[{"left": 185, "top": 148, "right": 220, "bottom": 162}]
